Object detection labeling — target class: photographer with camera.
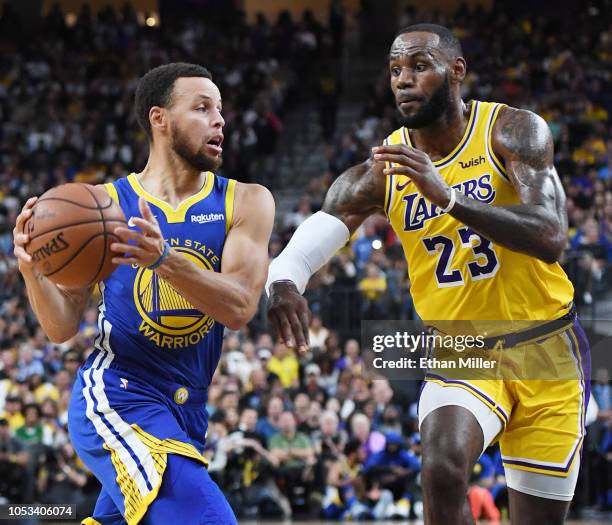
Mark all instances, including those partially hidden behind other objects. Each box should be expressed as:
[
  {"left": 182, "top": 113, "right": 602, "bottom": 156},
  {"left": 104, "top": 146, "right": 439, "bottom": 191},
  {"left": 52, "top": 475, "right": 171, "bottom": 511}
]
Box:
[
  {"left": 225, "top": 408, "right": 291, "bottom": 518},
  {"left": 0, "top": 417, "right": 28, "bottom": 503}
]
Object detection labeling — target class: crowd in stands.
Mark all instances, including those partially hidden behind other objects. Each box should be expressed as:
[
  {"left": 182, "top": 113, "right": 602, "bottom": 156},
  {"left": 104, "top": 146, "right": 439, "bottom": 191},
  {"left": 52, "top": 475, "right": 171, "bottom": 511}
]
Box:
[{"left": 0, "top": 0, "right": 611, "bottom": 522}]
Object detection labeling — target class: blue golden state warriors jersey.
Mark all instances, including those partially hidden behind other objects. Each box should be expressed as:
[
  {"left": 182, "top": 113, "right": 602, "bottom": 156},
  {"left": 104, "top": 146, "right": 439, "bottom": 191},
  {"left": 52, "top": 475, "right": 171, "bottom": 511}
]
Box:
[{"left": 100, "top": 172, "right": 236, "bottom": 389}]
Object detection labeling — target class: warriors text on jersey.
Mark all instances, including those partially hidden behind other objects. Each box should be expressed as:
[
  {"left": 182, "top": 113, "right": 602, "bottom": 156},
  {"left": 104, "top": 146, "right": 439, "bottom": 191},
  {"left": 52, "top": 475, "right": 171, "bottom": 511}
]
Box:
[{"left": 384, "top": 100, "right": 574, "bottom": 321}]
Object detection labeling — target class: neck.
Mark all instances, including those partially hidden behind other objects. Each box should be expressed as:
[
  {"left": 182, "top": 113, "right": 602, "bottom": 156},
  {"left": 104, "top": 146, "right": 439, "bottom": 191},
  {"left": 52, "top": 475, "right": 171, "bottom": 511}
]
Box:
[
  {"left": 409, "top": 99, "right": 469, "bottom": 162},
  {"left": 138, "top": 143, "right": 207, "bottom": 208}
]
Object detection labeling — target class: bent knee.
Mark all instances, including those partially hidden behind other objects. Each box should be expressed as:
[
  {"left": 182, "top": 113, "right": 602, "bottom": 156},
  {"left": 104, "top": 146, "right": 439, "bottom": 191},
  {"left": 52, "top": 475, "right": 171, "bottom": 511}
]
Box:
[{"left": 421, "top": 453, "right": 471, "bottom": 493}]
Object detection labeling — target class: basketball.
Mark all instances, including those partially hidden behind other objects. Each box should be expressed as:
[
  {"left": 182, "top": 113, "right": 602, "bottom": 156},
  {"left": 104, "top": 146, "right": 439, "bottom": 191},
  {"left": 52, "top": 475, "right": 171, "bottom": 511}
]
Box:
[{"left": 24, "top": 183, "right": 126, "bottom": 288}]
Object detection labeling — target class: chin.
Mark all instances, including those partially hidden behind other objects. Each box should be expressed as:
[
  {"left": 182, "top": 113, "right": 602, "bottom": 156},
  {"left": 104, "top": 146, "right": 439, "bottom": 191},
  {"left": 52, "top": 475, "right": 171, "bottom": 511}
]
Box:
[
  {"left": 210, "top": 155, "right": 223, "bottom": 172},
  {"left": 194, "top": 154, "right": 222, "bottom": 173}
]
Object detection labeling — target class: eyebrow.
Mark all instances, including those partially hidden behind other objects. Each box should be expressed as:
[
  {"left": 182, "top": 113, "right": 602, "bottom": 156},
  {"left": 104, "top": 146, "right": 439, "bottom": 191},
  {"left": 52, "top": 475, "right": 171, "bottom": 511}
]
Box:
[
  {"left": 388, "top": 49, "right": 436, "bottom": 61},
  {"left": 195, "top": 94, "right": 222, "bottom": 106}
]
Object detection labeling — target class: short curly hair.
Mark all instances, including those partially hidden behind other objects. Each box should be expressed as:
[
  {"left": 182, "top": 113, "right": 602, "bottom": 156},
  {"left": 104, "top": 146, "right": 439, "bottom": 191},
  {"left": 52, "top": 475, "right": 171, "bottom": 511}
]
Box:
[
  {"left": 394, "top": 23, "right": 463, "bottom": 58},
  {"left": 134, "top": 62, "right": 212, "bottom": 140}
]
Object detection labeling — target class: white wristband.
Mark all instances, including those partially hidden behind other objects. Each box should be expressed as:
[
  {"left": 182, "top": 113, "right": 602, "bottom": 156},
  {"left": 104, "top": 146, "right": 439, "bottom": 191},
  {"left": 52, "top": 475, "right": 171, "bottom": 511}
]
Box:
[
  {"left": 440, "top": 187, "right": 456, "bottom": 214},
  {"left": 266, "top": 211, "right": 350, "bottom": 296}
]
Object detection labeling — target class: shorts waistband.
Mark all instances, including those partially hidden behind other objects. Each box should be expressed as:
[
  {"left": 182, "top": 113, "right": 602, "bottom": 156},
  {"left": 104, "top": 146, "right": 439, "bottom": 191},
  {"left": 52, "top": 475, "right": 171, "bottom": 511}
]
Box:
[
  {"left": 83, "top": 350, "right": 208, "bottom": 406},
  {"left": 480, "top": 303, "right": 577, "bottom": 350}
]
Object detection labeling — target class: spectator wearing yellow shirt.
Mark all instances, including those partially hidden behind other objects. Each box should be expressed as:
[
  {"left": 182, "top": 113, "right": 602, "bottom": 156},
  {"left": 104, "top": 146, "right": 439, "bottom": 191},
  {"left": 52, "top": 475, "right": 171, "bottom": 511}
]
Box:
[
  {"left": 31, "top": 375, "right": 60, "bottom": 404},
  {"left": 572, "top": 136, "right": 607, "bottom": 165},
  {"left": 267, "top": 343, "right": 299, "bottom": 388},
  {"left": 359, "top": 263, "right": 387, "bottom": 300},
  {"left": 584, "top": 101, "right": 609, "bottom": 123},
  {"left": 358, "top": 263, "right": 387, "bottom": 318},
  {"left": 3, "top": 396, "right": 25, "bottom": 431},
  {"left": 0, "top": 348, "right": 21, "bottom": 405}
]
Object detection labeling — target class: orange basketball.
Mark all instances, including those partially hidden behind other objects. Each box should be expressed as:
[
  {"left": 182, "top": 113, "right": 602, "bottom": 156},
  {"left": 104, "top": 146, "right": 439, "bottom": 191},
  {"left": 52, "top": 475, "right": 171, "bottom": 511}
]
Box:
[{"left": 24, "top": 183, "right": 126, "bottom": 288}]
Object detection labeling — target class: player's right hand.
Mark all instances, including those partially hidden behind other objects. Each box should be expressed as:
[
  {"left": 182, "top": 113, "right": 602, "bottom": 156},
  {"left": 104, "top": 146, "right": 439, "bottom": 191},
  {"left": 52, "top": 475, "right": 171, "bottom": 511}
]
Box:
[
  {"left": 266, "top": 280, "right": 311, "bottom": 353},
  {"left": 13, "top": 196, "right": 38, "bottom": 271}
]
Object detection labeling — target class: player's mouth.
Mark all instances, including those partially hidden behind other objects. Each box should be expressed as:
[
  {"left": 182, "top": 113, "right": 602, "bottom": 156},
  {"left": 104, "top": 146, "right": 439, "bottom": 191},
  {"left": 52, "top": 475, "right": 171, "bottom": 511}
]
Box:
[
  {"left": 205, "top": 135, "right": 224, "bottom": 155},
  {"left": 397, "top": 94, "right": 423, "bottom": 111}
]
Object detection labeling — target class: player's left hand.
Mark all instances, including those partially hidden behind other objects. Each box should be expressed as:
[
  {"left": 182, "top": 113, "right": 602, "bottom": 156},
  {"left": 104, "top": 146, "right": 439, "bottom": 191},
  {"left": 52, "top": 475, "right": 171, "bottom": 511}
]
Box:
[
  {"left": 110, "top": 198, "right": 166, "bottom": 267},
  {"left": 372, "top": 144, "right": 452, "bottom": 209}
]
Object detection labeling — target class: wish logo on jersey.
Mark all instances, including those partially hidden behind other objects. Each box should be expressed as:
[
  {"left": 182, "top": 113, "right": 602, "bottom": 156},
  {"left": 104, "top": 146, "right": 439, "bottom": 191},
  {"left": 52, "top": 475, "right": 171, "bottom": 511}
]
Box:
[
  {"left": 133, "top": 238, "right": 219, "bottom": 349},
  {"left": 403, "top": 174, "right": 496, "bottom": 231}
]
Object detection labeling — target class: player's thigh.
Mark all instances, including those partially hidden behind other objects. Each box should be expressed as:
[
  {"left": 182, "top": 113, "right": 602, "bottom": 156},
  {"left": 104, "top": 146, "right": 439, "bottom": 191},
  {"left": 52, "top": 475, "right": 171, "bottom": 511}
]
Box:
[
  {"left": 142, "top": 453, "right": 237, "bottom": 525},
  {"left": 419, "top": 380, "right": 504, "bottom": 457},
  {"left": 501, "top": 383, "right": 584, "bottom": 464}
]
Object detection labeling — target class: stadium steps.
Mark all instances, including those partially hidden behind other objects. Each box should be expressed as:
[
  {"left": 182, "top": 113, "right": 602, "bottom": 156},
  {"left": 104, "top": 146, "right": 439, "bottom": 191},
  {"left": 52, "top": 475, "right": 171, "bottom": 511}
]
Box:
[{"left": 273, "top": 59, "right": 382, "bottom": 218}]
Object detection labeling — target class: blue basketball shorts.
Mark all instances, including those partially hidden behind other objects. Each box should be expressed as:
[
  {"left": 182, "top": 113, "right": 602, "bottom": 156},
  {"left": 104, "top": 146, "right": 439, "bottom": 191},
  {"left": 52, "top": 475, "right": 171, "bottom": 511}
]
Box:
[{"left": 68, "top": 348, "right": 237, "bottom": 525}]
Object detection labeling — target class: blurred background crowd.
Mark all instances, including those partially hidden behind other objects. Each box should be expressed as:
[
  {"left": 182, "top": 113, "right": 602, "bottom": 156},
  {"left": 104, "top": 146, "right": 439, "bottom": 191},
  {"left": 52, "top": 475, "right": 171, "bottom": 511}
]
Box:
[{"left": 0, "top": 0, "right": 611, "bottom": 522}]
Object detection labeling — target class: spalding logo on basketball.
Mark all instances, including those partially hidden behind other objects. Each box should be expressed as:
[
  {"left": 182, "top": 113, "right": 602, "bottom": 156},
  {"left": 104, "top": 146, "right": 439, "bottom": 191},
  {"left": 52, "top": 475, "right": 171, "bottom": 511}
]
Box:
[{"left": 24, "top": 183, "right": 126, "bottom": 288}]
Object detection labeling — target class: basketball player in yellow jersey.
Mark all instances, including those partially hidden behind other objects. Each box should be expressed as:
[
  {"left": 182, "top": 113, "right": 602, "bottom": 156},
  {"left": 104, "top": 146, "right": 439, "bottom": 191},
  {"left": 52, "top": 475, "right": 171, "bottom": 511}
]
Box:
[{"left": 267, "top": 24, "right": 590, "bottom": 525}]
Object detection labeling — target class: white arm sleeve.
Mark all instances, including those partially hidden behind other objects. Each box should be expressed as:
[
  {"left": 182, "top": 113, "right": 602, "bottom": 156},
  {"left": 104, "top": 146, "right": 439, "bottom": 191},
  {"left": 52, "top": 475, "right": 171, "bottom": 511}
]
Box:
[{"left": 266, "top": 211, "right": 350, "bottom": 295}]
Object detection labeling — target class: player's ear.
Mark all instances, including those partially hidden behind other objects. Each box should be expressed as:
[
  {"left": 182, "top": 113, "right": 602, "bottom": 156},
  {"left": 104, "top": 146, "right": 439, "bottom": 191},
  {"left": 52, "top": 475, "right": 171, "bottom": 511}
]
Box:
[
  {"left": 449, "top": 57, "right": 466, "bottom": 84},
  {"left": 149, "top": 106, "right": 166, "bottom": 133}
]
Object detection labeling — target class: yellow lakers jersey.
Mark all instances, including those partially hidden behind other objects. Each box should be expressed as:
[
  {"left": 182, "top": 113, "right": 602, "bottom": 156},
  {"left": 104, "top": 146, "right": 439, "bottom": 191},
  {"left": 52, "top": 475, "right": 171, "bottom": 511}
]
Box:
[{"left": 384, "top": 100, "right": 574, "bottom": 321}]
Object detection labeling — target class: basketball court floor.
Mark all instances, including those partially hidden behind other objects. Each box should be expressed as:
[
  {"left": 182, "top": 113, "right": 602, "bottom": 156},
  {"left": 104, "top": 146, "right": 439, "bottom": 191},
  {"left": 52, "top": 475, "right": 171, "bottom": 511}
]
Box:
[
  {"left": 48, "top": 510, "right": 612, "bottom": 524},
  {"left": 240, "top": 520, "right": 612, "bottom": 525}
]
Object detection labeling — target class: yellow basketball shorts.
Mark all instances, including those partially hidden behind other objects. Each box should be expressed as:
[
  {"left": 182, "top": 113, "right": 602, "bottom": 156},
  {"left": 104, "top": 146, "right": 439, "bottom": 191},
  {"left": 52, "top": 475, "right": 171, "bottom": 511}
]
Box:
[{"left": 424, "top": 318, "right": 590, "bottom": 477}]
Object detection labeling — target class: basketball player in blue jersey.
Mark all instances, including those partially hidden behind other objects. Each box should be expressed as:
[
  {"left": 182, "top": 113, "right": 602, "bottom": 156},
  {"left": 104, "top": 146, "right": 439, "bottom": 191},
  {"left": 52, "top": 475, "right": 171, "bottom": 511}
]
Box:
[{"left": 12, "top": 63, "right": 274, "bottom": 524}]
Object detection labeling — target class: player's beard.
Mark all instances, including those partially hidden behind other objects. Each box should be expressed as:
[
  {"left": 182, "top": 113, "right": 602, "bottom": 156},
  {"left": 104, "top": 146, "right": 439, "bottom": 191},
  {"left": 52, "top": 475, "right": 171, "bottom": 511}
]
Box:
[
  {"left": 170, "top": 127, "right": 222, "bottom": 173},
  {"left": 398, "top": 76, "right": 452, "bottom": 129}
]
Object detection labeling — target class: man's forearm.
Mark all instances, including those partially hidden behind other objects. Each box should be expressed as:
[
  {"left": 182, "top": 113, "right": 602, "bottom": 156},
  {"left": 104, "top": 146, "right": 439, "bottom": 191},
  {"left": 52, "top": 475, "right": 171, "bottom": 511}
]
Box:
[
  {"left": 155, "top": 250, "right": 254, "bottom": 329},
  {"left": 289, "top": 447, "right": 315, "bottom": 460},
  {"left": 21, "top": 268, "right": 85, "bottom": 342},
  {"left": 266, "top": 212, "right": 350, "bottom": 294},
  {"left": 450, "top": 193, "right": 565, "bottom": 264}
]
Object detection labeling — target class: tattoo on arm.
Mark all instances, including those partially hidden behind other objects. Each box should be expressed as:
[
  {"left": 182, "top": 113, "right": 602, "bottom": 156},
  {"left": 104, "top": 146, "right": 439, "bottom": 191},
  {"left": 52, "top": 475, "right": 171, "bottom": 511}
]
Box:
[
  {"left": 450, "top": 107, "right": 567, "bottom": 263},
  {"left": 497, "top": 108, "right": 553, "bottom": 171},
  {"left": 496, "top": 108, "right": 567, "bottom": 234},
  {"left": 322, "top": 160, "right": 387, "bottom": 232}
]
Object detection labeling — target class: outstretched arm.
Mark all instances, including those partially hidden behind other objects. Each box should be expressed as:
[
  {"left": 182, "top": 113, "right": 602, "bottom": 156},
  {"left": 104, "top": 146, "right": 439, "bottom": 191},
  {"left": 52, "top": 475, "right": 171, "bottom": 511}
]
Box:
[
  {"left": 373, "top": 107, "right": 567, "bottom": 263},
  {"left": 111, "top": 184, "right": 274, "bottom": 329},
  {"left": 266, "top": 159, "right": 386, "bottom": 350}
]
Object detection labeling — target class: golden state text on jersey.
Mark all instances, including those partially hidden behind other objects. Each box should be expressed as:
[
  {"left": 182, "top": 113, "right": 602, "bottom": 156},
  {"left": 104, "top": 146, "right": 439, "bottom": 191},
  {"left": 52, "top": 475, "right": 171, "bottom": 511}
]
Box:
[
  {"left": 384, "top": 101, "right": 574, "bottom": 322},
  {"left": 99, "top": 173, "right": 236, "bottom": 388}
]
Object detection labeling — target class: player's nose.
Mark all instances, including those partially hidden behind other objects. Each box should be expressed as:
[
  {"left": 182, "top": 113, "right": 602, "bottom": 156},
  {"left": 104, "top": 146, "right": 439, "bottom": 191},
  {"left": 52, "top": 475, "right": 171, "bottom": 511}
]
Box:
[
  {"left": 212, "top": 108, "right": 225, "bottom": 128},
  {"left": 396, "top": 68, "right": 415, "bottom": 88}
]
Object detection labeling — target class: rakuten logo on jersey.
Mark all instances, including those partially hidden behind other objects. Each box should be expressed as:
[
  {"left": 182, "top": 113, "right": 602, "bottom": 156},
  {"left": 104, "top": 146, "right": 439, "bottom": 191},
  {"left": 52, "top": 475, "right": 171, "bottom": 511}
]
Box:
[{"left": 191, "top": 213, "right": 225, "bottom": 224}]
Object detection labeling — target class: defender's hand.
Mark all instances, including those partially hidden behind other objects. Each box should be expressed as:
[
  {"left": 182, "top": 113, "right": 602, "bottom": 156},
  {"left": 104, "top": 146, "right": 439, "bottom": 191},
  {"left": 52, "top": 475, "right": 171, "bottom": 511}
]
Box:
[
  {"left": 111, "top": 198, "right": 165, "bottom": 267},
  {"left": 372, "top": 144, "right": 452, "bottom": 209},
  {"left": 13, "top": 196, "right": 39, "bottom": 272},
  {"left": 267, "top": 280, "right": 310, "bottom": 353}
]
